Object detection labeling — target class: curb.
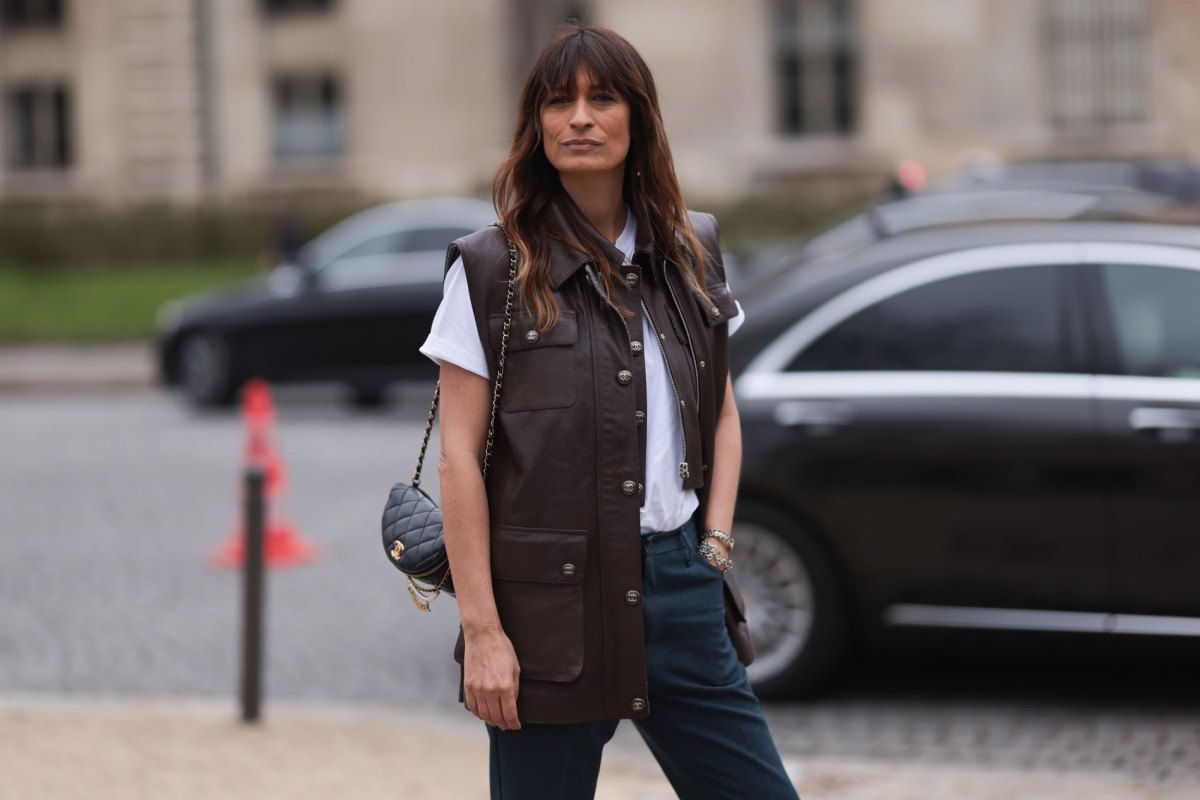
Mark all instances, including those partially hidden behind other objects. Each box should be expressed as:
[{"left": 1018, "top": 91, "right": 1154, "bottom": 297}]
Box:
[{"left": 0, "top": 342, "right": 155, "bottom": 391}]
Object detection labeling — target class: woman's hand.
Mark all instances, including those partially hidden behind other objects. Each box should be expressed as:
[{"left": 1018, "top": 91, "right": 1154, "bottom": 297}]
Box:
[
  {"left": 463, "top": 628, "right": 522, "bottom": 730},
  {"left": 702, "top": 538, "right": 732, "bottom": 572}
]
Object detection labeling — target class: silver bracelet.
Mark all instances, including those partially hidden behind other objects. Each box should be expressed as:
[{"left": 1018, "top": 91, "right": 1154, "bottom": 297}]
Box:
[
  {"left": 702, "top": 528, "right": 735, "bottom": 550},
  {"left": 697, "top": 539, "right": 732, "bottom": 572}
]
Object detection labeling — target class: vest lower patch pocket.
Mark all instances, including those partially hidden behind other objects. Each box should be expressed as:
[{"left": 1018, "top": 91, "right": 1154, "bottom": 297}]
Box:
[
  {"left": 488, "top": 310, "right": 578, "bottom": 411},
  {"left": 489, "top": 523, "right": 588, "bottom": 682}
]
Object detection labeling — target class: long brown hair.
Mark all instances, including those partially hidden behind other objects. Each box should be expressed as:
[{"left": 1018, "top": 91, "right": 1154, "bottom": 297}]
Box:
[{"left": 493, "top": 21, "right": 713, "bottom": 332}]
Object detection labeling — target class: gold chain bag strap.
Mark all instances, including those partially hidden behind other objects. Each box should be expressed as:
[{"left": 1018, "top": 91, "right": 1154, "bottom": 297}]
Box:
[{"left": 381, "top": 223, "right": 518, "bottom": 611}]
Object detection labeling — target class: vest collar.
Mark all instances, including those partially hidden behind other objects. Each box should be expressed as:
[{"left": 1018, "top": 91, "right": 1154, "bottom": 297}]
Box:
[{"left": 547, "top": 199, "right": 656, "bottom": 290}]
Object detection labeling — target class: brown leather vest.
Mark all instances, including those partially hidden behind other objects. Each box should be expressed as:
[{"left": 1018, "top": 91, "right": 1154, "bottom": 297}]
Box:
[{"left": 447, "top": 204, "right": 749, "bottom": 724}]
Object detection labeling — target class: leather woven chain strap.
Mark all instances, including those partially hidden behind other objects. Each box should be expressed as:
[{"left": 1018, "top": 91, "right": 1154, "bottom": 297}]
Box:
[{"left": 405, "top": 223, "right": 518, "bottom": 606}]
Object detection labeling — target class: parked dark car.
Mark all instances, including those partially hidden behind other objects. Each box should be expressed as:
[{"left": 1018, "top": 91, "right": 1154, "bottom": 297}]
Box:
[
  {"left": 729, "top": 220, "right": 1200, "bottom": 697},
  {"left": 156, "top": 197, "right": 496, "bottom": 407}
]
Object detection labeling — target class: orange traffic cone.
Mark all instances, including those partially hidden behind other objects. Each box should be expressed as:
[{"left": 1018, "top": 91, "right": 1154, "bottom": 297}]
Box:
[{"left": 211, "top": 378, "right": 318, "bottom": 569}]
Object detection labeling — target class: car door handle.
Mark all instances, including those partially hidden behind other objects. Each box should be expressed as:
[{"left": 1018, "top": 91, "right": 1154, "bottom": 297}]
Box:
[
  {"left": 1129, "top": 407, "right": 1200, "bottom": 433},
  {"left": 773, "top": 400, "right": 854, "bottom": 429}
]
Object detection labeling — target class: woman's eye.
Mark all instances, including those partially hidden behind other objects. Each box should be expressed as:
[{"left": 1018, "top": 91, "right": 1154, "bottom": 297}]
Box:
[
  {"left": 548, "top": 95, "right": 569, "bottom": 106},
  {"left": 594, "top": 93, "right": 616, "bottom": 103}
]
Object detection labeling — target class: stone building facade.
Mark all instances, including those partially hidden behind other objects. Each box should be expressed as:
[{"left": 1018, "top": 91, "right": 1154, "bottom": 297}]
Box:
[{"left": 0, "top": 0, "right": 1195, "bottom": 206}]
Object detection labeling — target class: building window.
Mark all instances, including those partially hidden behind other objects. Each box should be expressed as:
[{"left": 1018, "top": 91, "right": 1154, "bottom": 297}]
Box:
[
  {"left": 5, "top": 84, "right": 71, "bottom": 169},
  {"left": 772, "top": 0, "right": 857, "bottom": 136},
  {"left": 272, "top": 73, "right": 343, "bottom": 164},
  {"left": 0, "top": 0, "right": 65, "bottom": 27},
  {"left": 261, "top": 0, "right": 332, "bottom": 15},
  {"left": 1045, "top": 0, "right": 1148, "bottom": 134}
]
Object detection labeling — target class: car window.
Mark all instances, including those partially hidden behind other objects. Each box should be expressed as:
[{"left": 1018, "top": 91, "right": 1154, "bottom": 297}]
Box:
[
  {"left": 787, "top": 265, "right": 1065, "bottom": 373},
  {"left": 333, "top": 232, "right": 406, "bottom": 260},
  {"left": 1100, "top": 264, "right": 1200, "bottom": 379},
  {"left": 401, "top": 227, "right": 473, "bottom": 253}
]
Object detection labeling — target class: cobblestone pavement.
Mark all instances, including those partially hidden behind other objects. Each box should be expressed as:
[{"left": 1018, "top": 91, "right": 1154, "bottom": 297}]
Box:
[
  {"left": 3, "top": 387, "right": 1200, "bottom": 794},
  {"left": 3, "top": 698, "right": 1196, "bottom": 800}
]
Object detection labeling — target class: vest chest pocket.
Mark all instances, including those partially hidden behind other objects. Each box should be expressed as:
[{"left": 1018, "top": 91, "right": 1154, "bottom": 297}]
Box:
[
  {"left": 488, "top": 524, "right": 588, "bottom": 682},
  {"left": 487, "top": 310, "right": 578, "bottom": 411}
]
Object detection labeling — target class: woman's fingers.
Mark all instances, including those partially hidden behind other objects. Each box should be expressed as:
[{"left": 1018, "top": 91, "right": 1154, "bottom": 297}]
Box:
[
  {"left": 483, "top": 694, "right": 509, "bottom": 730},
  {"left": 500, "top": 687, "right": 521, "bottom": 730}
]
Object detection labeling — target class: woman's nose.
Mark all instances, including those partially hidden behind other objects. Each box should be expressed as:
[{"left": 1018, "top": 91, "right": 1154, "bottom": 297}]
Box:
[{"left": 569, "top": 98, "right": 593, "bottom": 128}]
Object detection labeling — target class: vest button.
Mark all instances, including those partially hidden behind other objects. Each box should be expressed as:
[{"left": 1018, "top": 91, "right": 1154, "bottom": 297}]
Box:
[
  {"left": 625, "top": 272, "right": 639, "bottom": 287},
  {"left": 709, "top": 305, "right": 720, "bottom": 318},
  {"left": 621, "top": 480, "right": 637, "bottom": 495},
  {"left": 631, "top": 697, "right": 647, "bottom": 712},
  {"left": 631, "top": 340, "right": 643, "bottom": 355},
  {"left": 699, "top": 360, "right": 705, "bottom": 368},
  {"left": 561, "top": 563, "right": 576, "bottom": 578},
  {"left": 617, "top": 370, "right": 632, "bottom": 385},
  {"left": 635, "top": 410, "right": 645, "bottom": 425},
  {"left": 625, "top": 590, "right": 641, "bottom": 606},
  {"left": 525, "top": 329, "right": 539, "bottom": 343}
]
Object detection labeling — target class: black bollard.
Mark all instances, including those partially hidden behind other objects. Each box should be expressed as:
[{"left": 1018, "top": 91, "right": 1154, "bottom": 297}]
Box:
[{"left": 240, "top": 465, "right": 266, "bottom": 723}]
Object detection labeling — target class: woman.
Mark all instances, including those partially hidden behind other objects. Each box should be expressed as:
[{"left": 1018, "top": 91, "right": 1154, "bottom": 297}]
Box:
[{"left": 419, "top": 21, "right": 800, "bottom": 800}]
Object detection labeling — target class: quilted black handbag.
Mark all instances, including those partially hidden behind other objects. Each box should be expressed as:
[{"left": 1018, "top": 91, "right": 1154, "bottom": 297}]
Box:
[{"left": 381, "top": 224, "right": 518, "bottom": 611}]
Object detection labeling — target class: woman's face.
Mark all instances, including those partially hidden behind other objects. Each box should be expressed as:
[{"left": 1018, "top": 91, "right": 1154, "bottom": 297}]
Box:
[{"left": 540, "top": 67, "right": 631, "bottom": 178}]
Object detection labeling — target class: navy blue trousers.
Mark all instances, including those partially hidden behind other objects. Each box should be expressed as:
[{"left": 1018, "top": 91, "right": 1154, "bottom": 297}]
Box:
[{"left": 486, "top": 515, "right": 800, "bottom": 799}]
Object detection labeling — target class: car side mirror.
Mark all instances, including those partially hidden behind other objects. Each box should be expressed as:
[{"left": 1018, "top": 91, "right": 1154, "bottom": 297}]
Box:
[{"left": 270, "top": 262, "right": 316, "bottom": 295}]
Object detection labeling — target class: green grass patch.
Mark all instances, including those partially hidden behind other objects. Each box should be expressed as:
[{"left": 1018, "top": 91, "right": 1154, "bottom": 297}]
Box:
[{"left": 0, "top": 261, "right": 262, "bottom": 342}]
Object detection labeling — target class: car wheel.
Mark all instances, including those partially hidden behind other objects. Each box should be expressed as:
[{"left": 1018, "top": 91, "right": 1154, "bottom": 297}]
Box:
[
  {"left": 734, "top": 499, "right": 851, "bottom": 698},
  {"left": 179, "top": 331, "right": 236, "bottom": 408}
]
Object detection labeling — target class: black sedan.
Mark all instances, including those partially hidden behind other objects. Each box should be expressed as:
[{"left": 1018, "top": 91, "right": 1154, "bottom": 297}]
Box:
[
  {"left": 729, "top": 220, "right": 1200, "bottom": 697},
  {"left": 156, "top": 197, "right": 496, "bottom": 407}
]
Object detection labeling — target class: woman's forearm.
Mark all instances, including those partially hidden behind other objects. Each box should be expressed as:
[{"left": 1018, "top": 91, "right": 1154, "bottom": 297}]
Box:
[
  {"left": 439, "top": 450, "right": 503, "bottom": 636},
  {"left": 436, "top": 362, "right": 505, "bottom": 638},
  {"left": 703, "top": 373, "right": 742, "bottom": 536}
]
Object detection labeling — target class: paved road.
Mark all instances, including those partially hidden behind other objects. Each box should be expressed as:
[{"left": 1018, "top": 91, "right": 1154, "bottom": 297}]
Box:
[{"left": 3, "top": 386, "right": 1199, "bottom": 790}]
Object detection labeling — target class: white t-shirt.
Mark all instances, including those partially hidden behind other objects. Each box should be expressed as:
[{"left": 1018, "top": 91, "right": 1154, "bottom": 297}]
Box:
[{"left": 419, "top": 211, "right": 744, "bottom": 535}]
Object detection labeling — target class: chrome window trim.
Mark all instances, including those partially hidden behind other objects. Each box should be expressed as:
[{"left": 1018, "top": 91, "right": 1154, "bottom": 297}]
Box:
[
  {"left": 743, "top": 240, "right": 1200, "bottom": 379},
  {"left": 736, "top": 370, "right": 1200, "bottom": 403},
  {"left": 886, "top": 603, "right": 1200, "bottom": 637},
  {"left": 1094, "top": 374, "right": 1200, "bottom": 403},
  {"left": 1079, "top": 241, "right": 1200, "bottom": 271}
]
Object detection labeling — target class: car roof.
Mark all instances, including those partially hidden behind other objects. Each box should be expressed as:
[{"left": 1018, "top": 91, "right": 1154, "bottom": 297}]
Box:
[
  {"left": 792, "top": 186, "right": 1180, "bottom": 265},
  {"left": 737, "top": 218, "right": 1200, "bottom": 346},
  {"left": 302, "top": 196, "right": 496, "bottom": 265}
]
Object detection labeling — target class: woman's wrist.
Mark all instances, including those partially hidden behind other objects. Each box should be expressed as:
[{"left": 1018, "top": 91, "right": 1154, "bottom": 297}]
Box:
[
  {"left": 462, "top": 615, "right": 504, "bottom": 640},
  {"left": 702, "top": 528, "right": 735, "bottom": 549}
]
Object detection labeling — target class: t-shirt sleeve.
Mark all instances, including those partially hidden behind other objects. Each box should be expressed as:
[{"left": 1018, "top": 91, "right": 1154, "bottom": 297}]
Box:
[
  {"left": 418, "top": 256, "right": 491, "bottom": 380},
  {"left": 728, "top": 299, "right": 746, "bottom": 337}
]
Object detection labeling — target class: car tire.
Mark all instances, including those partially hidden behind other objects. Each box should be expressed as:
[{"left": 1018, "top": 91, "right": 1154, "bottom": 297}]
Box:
[
  {"left": 350, "top": 382, "right": 388, "bottom": 408},
  {"left": 178, "top": 331, "right": 236, "bottom": 409},
  {"left": 733, "top": 499, "right": 851, "bottom": 698}
]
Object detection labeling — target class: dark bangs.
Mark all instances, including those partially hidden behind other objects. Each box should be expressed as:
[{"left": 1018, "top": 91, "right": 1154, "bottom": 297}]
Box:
[{"left": 533, "top": 28, "right": 643, "bottom": 106}]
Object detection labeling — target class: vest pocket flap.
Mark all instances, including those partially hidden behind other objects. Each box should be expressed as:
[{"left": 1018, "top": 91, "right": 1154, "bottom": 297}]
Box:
[
  {"left": 693, "top": 283, "right": 739, "bottom": 327},
  {"left": 488, "top": 310, "right": 578, "bottom": 353},
  {"left": 490, "top": 524, "right": 587, "bottom": 583}
]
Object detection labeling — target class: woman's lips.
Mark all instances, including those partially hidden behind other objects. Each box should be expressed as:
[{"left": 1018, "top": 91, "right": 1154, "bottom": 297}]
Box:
[{"left": 563, "top": 141, "right": 601, "bottom": 150}]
